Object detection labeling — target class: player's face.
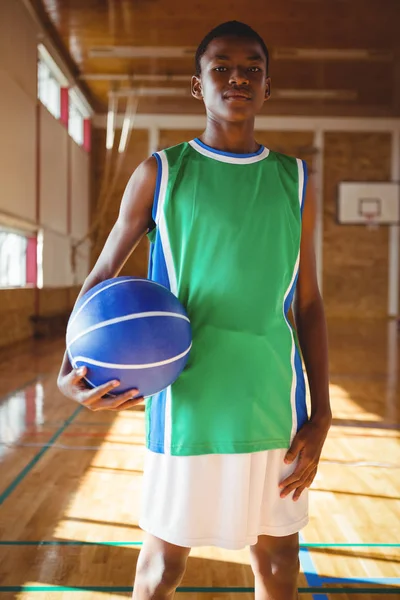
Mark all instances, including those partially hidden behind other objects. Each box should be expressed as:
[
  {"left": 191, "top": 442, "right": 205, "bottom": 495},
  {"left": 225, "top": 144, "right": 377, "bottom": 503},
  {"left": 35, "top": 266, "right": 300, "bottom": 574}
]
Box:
[{"left": 192, "top": 35, "right": 271, "bottom": 122}]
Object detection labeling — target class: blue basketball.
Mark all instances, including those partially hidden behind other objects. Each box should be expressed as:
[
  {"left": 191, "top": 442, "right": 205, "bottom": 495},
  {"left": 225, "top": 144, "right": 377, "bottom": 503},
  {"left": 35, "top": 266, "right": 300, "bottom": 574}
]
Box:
[{"left": 66, "top": 277, "right": 192, "bottom": 398}]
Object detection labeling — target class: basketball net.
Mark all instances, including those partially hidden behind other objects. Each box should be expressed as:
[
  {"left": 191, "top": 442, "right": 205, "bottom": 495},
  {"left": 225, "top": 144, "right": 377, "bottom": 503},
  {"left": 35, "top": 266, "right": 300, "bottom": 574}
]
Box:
[{"left": 365, "top": 213, "right": 379, "bottom": 231}]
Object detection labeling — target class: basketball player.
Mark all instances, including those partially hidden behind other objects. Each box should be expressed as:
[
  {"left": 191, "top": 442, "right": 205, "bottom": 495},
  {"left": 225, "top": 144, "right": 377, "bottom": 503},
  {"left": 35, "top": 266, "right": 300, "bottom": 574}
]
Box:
[{"left": 58, "top": 21, "right": 332, "bottom": 600}]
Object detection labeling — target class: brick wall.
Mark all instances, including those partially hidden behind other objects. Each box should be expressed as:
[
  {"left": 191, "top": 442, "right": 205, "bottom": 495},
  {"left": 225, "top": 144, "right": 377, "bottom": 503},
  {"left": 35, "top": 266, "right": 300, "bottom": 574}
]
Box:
[
  {"left": 323, "top": 132, "right": 392, "bottom": 318},
  {"left": 0, "top": 288, "right": 35, "bottom": 347},
  {"left": 0, "top": 286, "right": 81, "bottom": 349}
]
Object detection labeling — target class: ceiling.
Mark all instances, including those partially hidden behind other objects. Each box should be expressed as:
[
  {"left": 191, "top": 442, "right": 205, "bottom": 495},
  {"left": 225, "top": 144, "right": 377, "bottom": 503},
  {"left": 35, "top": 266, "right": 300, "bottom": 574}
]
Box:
[{"left": 31, "top": 0, "right": 400, "bottom": 117}]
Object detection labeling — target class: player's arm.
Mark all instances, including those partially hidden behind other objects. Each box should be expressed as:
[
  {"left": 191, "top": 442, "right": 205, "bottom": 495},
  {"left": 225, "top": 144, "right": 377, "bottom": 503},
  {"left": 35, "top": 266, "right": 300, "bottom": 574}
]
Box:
[
  {"left": 279, "top": 177, "right": 332, "bottom": 501},
  {"left": 57, "top": 156, "right": 157, "bottom": 411}
]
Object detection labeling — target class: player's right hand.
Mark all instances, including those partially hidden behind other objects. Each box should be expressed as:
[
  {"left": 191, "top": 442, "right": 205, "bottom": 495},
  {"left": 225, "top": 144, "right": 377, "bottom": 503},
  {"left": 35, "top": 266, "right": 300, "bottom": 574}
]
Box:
[{"left": 57, "top": 366, "right": 143, "bottom": 411}]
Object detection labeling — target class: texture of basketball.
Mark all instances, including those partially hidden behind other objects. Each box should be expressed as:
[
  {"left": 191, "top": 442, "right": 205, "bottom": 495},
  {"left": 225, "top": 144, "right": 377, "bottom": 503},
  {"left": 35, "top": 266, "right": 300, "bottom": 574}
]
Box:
[{"left": 66, "top": 277, "right": 192, "bottom": 398}]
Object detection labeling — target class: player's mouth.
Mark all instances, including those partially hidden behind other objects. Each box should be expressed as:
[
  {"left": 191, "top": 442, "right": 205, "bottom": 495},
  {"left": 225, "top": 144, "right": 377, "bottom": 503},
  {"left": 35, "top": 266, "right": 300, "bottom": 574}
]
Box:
[{"left": 224, "top": 89, "right": 252, "bottom": 101}]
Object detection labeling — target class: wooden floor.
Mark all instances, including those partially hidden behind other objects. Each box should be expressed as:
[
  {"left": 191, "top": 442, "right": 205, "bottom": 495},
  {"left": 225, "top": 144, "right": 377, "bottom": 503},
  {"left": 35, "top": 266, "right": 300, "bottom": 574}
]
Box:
[{"left": 0, "top": 319, "right": 399, "bottom": 599}]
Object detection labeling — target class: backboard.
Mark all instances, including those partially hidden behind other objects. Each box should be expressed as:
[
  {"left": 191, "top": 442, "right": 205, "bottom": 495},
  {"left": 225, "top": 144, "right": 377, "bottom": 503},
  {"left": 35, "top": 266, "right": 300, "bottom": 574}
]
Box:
[{"left": 337, "top": 182, "right": 400, "bottom": 227}]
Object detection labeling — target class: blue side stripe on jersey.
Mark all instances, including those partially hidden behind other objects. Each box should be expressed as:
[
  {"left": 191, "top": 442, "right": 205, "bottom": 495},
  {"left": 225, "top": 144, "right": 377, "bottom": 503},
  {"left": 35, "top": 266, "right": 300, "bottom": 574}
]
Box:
[
  {"left": 284, "top": 275, "right": 297, "bottom": 320},
  {"left": 147, "top": 243, "right": 154, "bottom": 280},
  {"left": 148, "top": 388, "right": 167, "bottom": 453},
  {"left": 300, "top": 160, "right": 308, "bottom": 216},
  {"left": 294, "top": 159, "right": 309, "bottom": 430},
  {"left": 284, "top": 273, "right": 308, "bottom": 432},
  {"left": 194, "top": 137, "right": 265, "bottom": 158},
  {"left": 147, "top": 234, "right": 170, "bottom": 451},
  {"left": 148, "top": 232, "right": 171, "bottom": 290},
  {"left": 147, "top": 152, "right": 170, "bottom": 454},
  {"left": 294, "top": 347, "right": 308, "bottom": 431}
]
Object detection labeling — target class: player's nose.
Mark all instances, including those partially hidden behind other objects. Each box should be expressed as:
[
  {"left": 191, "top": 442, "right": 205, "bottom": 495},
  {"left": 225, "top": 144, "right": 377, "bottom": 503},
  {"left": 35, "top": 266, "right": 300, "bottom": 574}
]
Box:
[{"left": 229, "top": 67, "right": 249, "bottom": 86}]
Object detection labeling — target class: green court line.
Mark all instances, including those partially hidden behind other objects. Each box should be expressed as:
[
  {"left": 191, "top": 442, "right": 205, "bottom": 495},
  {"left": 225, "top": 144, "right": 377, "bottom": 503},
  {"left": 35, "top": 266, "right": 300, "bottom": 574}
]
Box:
[
  {"left": 0, "top": 586, "right": 399, "bottom": 594},
  {"left": 0, "top": 541, "right": 399, "bottom": 547},
  {"left": 0, "top": 541, "right": 141, "bottom": 546},
  {"left": 301, "top": 543, "right": 400, "bottom": 548},
  {"left": 0, "top": 405, "right": 83, "bottom": 505}
]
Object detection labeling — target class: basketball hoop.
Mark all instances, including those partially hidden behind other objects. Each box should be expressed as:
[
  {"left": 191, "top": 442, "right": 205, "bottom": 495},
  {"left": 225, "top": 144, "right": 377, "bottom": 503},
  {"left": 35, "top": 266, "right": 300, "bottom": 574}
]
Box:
[{"left": 337, "top": 182, "right": 400, "bottom": 227}]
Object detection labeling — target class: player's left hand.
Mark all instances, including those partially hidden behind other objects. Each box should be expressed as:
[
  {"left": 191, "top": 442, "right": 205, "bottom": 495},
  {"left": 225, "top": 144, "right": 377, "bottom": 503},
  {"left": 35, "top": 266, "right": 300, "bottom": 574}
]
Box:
[{"left": 278, "top": 415, "right": 332, "bottom": 501}]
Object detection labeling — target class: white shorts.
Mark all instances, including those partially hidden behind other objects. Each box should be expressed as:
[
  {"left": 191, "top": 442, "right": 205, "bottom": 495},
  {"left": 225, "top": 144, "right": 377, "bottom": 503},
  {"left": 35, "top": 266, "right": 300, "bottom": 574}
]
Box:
[{"left": 139, "top": 448, "right": 309, "bottom": 550}]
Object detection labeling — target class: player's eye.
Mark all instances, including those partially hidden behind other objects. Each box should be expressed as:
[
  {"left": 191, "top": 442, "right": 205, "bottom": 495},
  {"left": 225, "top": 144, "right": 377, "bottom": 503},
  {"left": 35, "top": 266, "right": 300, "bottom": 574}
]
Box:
[
  {"left": 214, "top": 66, "right": 228, "bottom": 72},
  {"left": 248, "top": 66, "right": 261, "bottom": 72}
]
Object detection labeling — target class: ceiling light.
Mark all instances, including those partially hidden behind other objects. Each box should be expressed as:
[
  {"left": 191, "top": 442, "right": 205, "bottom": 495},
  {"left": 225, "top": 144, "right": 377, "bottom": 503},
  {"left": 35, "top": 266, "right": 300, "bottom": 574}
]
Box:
[
  {"left": 81, "top": 74, "right": 191, "bottom": 82},
  {"left": 274, "top": 89, "right": 357, "bottom": 100},
  {"left": 111, "top": 87, "right": 189, "bottom": 98},
  {"left": 273, "top": 48, "right": 392, "bottom": 61},
  {"left": 89, "top": 46, "right": 195, "bottom": 59}
]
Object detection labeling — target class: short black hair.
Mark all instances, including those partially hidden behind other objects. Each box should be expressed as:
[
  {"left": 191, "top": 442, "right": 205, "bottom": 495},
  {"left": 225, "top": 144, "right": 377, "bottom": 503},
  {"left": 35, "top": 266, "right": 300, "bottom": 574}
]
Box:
[{"left": 195, "top": 21, "right": 269, "bottom": 77}]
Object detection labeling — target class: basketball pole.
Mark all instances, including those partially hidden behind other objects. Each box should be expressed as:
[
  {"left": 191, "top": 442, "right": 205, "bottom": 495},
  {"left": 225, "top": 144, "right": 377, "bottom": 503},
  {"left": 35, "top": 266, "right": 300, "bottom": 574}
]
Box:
[
  {"left": 313, "top": 128, "right": 324, "bottom": 295},
  {"left": 149, "top": 124, "right": 160, "bottom": 156},
  {"left": 389, "top": 129, "right": 400, "bottom": 318},
  {"left": 387, "top": 128, "right": 399, "bottom": 423}
]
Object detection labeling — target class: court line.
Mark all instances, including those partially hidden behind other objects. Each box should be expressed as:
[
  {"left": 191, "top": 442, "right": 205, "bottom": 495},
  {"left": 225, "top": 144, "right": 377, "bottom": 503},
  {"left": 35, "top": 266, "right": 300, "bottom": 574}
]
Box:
[
  {"left": 303, "top": 543, "right": 400, "bottom": 548},
  {"left": 0, "top": 541, "right": 399, "bottom": 547},
  {"left": 323, "top": 577, "right": 400, "bottom": 585},
  {"left": 300, "top": 542, "right": 327, "bottom": 600},
  {"left": 0, "top": 405, "right": 83, "bottom": 505},
  {"left": 0, "top": 585, "right": 399, "bottom": 594}
]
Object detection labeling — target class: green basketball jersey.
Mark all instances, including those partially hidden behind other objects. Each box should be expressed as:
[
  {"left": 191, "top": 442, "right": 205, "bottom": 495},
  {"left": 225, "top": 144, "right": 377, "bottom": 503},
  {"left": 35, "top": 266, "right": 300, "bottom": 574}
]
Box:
[{"left": 146, "top": 138, "right": 308, "bottom": 456}]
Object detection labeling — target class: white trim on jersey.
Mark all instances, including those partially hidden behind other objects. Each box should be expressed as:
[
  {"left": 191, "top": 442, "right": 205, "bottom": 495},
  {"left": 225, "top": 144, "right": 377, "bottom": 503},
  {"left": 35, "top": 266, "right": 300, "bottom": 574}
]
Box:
[
  {"left": 188, "top": 139, "right": 270, "bottom": 165},
  {"left": 153, "top": 150, "right": 179, "bottom": 455},
  {"left": 284, "top": 253, "right": 301, "bottom": 443},
  {"left": 296, "top": 158, "right": 305, "bottom": 210},
  {"left": 155, "top": 151, "right": 178, "bottom": 296},
  {"left": 164, "top": 385, "right": 173, "bottom": 455}
]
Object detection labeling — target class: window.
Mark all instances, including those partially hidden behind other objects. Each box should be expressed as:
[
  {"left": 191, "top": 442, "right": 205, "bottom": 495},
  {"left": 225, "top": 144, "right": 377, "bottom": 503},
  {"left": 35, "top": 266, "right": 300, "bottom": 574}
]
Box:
[
  {"left": 37, "top": 43, "right": 68, "bottom": 120},
  {"left": 0, "top": 230, "right": 28, "bottom": 287},
  {"left": 69, "top": 92, "right": 85, "bottom": 145},
  {"left": 0, "top": 229, "right": 37, "bottom": 288},
  {"left": 37, "top": 44, "right": 91, "bottom": 146},
  {"left": 38, "top": 58, "right": 61, "bottom": 119}
]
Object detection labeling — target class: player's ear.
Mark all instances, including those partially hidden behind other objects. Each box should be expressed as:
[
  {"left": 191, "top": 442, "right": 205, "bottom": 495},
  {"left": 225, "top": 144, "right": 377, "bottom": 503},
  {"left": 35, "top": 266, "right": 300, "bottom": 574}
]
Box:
[
  {"left": 192, "top": 76, "right": 203, "bottom": 101},
  {"left": 264, "top": 77, "right": 271, "bottom": 101},
  {"left": 264, "top": 77, "right": 271, "bottom": 100}
]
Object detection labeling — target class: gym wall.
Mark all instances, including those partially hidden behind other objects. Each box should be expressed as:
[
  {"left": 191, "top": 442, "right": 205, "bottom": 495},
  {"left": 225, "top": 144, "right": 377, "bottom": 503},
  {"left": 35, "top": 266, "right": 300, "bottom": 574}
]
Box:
[
  {"left": 323, "top": 132, "right": 392, "bottom": 318},
  {"left": 0, "top": 0, "right": 90, "bottom": 348}
]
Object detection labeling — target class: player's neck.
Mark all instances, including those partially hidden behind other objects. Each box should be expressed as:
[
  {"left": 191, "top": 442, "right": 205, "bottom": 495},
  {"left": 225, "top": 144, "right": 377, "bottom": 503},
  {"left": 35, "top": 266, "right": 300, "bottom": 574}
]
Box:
[{"left": 200, "top": 118, "right": 259, "bottom": 155}]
